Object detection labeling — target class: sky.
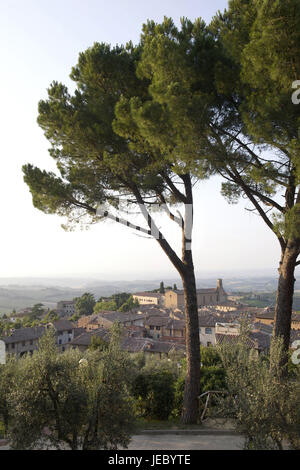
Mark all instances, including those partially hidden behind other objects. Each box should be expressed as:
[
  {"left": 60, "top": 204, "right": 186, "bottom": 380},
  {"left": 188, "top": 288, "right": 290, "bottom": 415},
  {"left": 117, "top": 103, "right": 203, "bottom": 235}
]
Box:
[{"left": 0, "top": 0, "right": 287, "bottom": 281}]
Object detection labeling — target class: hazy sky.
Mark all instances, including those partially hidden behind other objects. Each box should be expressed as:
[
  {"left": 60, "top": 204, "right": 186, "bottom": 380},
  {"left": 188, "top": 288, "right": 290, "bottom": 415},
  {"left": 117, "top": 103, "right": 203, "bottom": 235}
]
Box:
[{"left": 0, "top": 0, "right": 288, "bottom": 280}]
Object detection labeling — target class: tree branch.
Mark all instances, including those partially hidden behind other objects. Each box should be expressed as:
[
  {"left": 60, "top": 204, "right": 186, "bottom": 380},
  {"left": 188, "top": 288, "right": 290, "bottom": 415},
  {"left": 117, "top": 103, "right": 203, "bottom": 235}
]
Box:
[
  {"left": 226, "top": 165, "right": 286, "bottom": 251},
  {"left": 69, "top": 185, "right": 186, "bottom": 276},
  {"left": 160, "top": 171, "right": 188, "bottom": 203},
  {"left": 158, "top": 193, "right": 184, "bottom": 227},
  {"left": 131, "top": 186, "right": 185, "bottom": 275}
]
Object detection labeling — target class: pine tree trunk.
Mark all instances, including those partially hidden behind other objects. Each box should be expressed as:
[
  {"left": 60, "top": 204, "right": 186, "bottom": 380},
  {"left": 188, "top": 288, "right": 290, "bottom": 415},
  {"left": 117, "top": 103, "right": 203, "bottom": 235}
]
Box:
[
  {"left": 180, "top": 255, "right": 201, "bottom": 424},
  {"left": 274, "top": 238, "right": 300, "bottom": 361},
  {"left": 132, "top": 178, "right": 201, "bottom": 424}
]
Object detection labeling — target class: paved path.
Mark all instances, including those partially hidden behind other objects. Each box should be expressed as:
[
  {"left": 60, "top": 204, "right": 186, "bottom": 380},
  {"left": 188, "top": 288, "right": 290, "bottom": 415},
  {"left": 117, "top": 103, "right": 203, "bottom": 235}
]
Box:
[
  {"left": 0, "top": 431, "right": 245, "bottom": 451},
  {"left": 125, "top": 432, "right": 244, "bottom": 450}
]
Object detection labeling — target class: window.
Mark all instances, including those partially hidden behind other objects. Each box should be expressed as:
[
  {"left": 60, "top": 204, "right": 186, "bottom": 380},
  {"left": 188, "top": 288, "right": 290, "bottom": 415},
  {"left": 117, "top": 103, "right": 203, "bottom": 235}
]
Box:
[
  {"left": 59, "top": 339, "right": 62, "bottom": 345},
  {"left": 68, "top": 330, "right": 72, "bottom": 334},
  {"left": 30, "top": 340, "right": 33, "bottom": 345},
  {"left": 22, "top": 341, "right": 26, "bottom": 347},
  {"left": 207, "top": 341, "right": 212, "bottom": 347},
  {"left": 205, "top": 327, "right": 212, "bottom": 335},
  {"left": 156, "top": 326, "right": 161, "bottom": 331},
  {"left": 150, "top": 326, "right": 154, "bottom": 330}
]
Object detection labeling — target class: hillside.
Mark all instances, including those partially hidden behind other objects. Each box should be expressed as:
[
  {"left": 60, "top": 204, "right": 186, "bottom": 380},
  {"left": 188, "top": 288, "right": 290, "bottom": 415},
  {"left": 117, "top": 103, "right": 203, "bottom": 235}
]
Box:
[{"left": 0, "top": 276, "right": 299, "bottom": 315}]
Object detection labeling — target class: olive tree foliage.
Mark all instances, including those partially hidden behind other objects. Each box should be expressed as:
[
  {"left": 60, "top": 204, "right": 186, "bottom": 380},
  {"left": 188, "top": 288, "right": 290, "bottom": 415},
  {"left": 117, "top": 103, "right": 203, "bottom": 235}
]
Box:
[
  {"left": 216, "top": 332, "right": 300, "bottom": 450},
  {"left": 130, "top": 349, "right": 185, "bottom": 421},
  {"left": 6, "top": 326, "right": 136, "bottom": 450},
  {"left": 0, "top": 356, "right": 18, "bottom": 435}
]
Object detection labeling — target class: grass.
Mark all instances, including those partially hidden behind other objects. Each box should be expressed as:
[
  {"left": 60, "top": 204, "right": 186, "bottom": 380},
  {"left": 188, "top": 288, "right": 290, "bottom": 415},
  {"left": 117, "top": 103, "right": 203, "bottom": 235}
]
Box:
[{"left": 240, "top": 299, "right": 273, "bottom": 308}]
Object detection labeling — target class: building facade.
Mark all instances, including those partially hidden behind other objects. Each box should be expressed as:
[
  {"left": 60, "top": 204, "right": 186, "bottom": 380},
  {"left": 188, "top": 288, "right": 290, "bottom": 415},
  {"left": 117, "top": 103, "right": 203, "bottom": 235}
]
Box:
[
  {"left": 132, "top": 292, "right": 164, "bottom": 306},
  {"left": 165, "top": 279, "right": 228, "bottom": 309},
  {"left": 56, "top": 300, "right": 76, "bottom": 316},
  {"left": 1, "top": 320, "right": 76, "bottom": 357},
  {"left": 255, "top": 310, "right": 300, "bottom": 330},
  {"left": 2, "top": 327, "right": 45, "bottom": 357}
]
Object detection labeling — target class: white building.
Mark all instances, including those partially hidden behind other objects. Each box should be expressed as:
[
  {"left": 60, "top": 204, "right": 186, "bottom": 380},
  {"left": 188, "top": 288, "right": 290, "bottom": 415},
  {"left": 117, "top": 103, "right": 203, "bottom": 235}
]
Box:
[{"left": 132, "top": 292, "right": 164, "bottom": 306}]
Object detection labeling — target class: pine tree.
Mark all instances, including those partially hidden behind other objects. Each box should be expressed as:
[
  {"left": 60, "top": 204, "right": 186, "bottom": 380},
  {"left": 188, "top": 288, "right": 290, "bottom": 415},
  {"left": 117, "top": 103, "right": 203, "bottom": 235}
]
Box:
[{"left": 22, "top": 35, "right": 210, "bottom": 423}]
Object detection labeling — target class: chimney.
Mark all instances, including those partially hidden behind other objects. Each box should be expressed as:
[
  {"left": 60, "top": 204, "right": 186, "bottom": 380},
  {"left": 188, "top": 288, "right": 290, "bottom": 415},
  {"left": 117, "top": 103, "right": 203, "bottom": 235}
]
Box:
[{"left": 217, "top": 279, "right": 223, "bottom": 289}]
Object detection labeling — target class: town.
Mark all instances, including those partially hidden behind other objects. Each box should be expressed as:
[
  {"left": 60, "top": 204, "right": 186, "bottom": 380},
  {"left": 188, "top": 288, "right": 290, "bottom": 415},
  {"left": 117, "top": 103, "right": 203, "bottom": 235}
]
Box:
[{"left": 1, "top": 279, "right": 300, "bottom": 361}]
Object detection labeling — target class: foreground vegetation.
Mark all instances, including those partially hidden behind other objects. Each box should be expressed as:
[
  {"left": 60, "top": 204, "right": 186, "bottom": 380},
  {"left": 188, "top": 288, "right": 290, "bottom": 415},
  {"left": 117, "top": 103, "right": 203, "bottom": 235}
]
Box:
[
  {"left": 0, "top": 325, "right": 136, "bottom": 450},
  {"left": 217, "top": 332, "right": 300, "bottom": 450},
  {"left": 1, "top": 323, "right": 299, "bottom": 450}
]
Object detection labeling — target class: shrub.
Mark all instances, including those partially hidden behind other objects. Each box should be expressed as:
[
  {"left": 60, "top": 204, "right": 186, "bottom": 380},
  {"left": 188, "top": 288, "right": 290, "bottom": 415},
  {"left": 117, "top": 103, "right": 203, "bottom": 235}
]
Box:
[
  {"left": 5, "top": 325, "right": 136, "bottom": 450},
  {"left": 132, "top": 369, "right": 176, "bottom": 420},
  {"left": 170, "top": 375, "right": 185, "bottom": 419},
  {"left": 216, "top": 334, "right": 300, "bottom": 450},
  {"left": 200, "top": 366, "right": 226, "bottom": 394},
  {"left": 200, "top": 345, "right": 222, "bottom": 367}
]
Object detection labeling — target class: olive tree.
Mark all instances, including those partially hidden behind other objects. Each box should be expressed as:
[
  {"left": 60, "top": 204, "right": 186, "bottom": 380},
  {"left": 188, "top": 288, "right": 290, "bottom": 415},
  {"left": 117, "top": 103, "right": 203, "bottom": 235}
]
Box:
[{"left": 6, "top": 326, "right": 136, "bottom": 450}]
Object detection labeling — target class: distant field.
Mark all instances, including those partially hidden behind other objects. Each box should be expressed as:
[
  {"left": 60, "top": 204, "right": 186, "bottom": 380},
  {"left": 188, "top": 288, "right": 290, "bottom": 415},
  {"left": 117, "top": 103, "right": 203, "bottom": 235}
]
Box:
[
  {"left": 0, "top": 286, "right": 77, "bottom": 315},
  {"left": 0, "top": 281, "right": 160, "bottom": 315},
  {"left": 239, "top": 292, "right": 300, "bottom": 310}
]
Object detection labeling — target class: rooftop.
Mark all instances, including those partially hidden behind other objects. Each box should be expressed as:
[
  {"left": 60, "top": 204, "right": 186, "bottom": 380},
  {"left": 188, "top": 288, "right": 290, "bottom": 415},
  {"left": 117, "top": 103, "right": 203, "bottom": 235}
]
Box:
[
  {"left": 216, "top": 331, "right": 271, "bottom": 351},
  {"left": 51, "top": 320, "right": 76, "bottom": 332},
  {"left": 70, "top": 328, "right": 109, "bottom": 346},
  {"left": 121, "top": 337, "right": 185, "bottom": 354},
  {"left": 255, "top": 310, "right": 300, "bottom": 322},
  {"left": 198, "top": 314, "right": 229, "bottom": 327},
  {"left": 1, "top": 326, "right": 45, "bottom": 344},
  {"left": 133, "top": 292, "right": 162, "bottom": 298}
]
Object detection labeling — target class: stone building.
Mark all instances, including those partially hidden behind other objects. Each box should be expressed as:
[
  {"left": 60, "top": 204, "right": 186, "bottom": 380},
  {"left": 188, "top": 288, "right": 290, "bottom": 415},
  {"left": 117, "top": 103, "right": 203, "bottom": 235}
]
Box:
[
  {"left": 56, "top": 300, "right": 76, "bottom": 316},
  {"left": 1, "top": 320, "right": 76, "bottom": 357},
  {"left": 132, "top": 292, "right": 164, "bottom": 306},
  {"left": 50, "top": 320, "right": 76, "bottom": 352},
  {"left": 78, "top": 311, "right": 147, "bottom": 331},
  {"left": 2, "top": 326, "right": 45, "bottom": 357},
  {"left": 69, "top": 328, "right": 110, "bottom": 352},
  {"left": 164, "top": 279, "right": 228, "bottom": 309},
  {"left": 255, "top": 309, "right": 300, "bottom": 330},
  {"left": 144, "top": 316, "right": 186, "bottom": 343}
]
